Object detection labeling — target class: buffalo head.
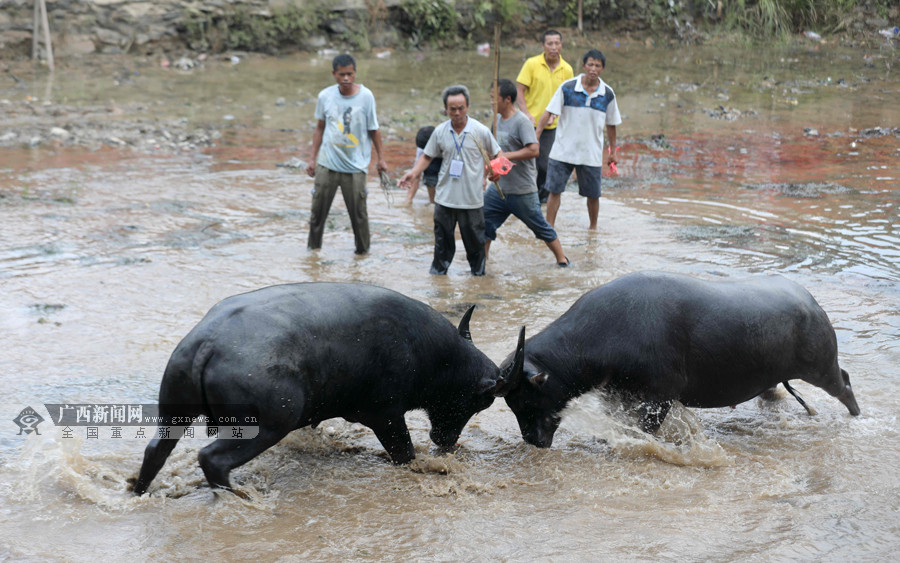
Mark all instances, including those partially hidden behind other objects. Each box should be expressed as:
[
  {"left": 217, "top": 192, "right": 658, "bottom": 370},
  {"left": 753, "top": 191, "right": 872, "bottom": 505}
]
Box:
[{"left": 489, "top": 326, "right": 566, "bottom": 448}]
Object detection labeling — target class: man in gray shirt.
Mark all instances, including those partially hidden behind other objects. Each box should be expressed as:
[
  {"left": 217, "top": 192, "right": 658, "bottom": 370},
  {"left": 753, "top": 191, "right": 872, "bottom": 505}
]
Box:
[
  {"left": 484, "top": 79, "right": 569, "bottom": 267},
  {"left": 400, "top": 85, "right": 500, "bottom": 275}
]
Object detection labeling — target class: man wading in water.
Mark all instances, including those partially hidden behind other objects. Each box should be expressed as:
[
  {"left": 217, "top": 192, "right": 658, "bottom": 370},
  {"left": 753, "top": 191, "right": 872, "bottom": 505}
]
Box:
[
  {"left": 537, "top": 49, "right": 621, "bottom": 231},
  {"left": 484, "top": 79, "right": 570, "bottom": 267},
  {"left": 306, "top": 53, "right": 388, "bottom": 255},
  {"left": 399, "top": 85, "right": 500, "bottom": 276}
]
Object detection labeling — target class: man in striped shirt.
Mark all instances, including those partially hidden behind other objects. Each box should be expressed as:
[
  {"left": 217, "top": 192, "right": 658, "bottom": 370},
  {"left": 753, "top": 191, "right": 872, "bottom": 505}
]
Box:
[{"left": 536, "top": 49, "right": 621, "bottom": 231}]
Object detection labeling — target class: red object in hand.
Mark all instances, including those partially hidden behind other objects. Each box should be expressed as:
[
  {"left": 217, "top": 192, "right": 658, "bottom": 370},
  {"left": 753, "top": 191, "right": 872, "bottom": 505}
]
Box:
[
  {"left": 606, "top": 146, "right": 619, "bottom": 177},
  {"left": 490, "top": 156, "right": 515, "bottom": 175}
]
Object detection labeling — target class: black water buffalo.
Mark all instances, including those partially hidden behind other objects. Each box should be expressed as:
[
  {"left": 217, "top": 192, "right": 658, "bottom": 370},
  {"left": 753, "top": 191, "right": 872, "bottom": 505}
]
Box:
[
  {"left": 131, "top": 282, "right": 514, "bottom": 495},
  {"left": 492, "top": 271, "right": 861, "bottom": 447}
]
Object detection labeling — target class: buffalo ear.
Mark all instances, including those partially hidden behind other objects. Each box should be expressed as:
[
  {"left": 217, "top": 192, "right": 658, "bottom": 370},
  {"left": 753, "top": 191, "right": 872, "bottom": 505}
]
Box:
[
  {"left": 527, "top": 371, "right": 549, "bottom": 389},
  {"left": 458, "top": 304, "right": 475, "bottom": 341}
]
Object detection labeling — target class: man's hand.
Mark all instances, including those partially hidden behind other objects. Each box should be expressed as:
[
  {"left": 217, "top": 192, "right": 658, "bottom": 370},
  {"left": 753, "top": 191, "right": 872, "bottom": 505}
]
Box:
[
  {"left": 486, "top": 165, "right": 501, "bottom": 184},
  {"left": 535, "top": 111, "right": 557, "bottom": 139},
  {"left": 377, "top": 159, "right": 388, "bottom": 174},
  {"left": 399, "top": 170, "right": 418, "bottom": 190},
  {"left": 306, "top": 162, "right": 316, "bottom": 177}
]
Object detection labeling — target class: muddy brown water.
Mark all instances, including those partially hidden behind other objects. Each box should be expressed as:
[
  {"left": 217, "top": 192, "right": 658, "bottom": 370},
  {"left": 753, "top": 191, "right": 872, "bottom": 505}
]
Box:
[{"left": 1, "top": 41, "right": 898, "bottom": 561}]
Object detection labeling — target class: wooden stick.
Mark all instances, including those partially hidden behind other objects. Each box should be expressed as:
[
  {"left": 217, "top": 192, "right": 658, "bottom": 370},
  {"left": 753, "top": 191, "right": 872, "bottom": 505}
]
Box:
[
  {"left": 578, "top": 0, "right": 583, "bottom": 34},
  {"left": 490, "top": 23, "right": 501, "bottom": 137},
  {"left": 32, "top": 0, "right": 39, "bottom": 60},
  {"left": 39, "top": 0, "right": 54, "bottom": 72}
]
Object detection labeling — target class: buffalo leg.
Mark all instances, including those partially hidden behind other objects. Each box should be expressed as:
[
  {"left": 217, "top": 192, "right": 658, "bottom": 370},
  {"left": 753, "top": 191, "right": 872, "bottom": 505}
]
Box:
[
  {"left": 198, "top": 427, "right": 288, "bottom": 490},
  {"left": 131, "top": 400, "right": 197, "bottom": 495},
  {"left": 131, "top": 432, "right": 181, "bottom": 495},
  {"left": 638, "top": 400, "right": 672, "bottom": 435},
  {"left": 366, "top": 416, "right": 416, "bottom": 464}
]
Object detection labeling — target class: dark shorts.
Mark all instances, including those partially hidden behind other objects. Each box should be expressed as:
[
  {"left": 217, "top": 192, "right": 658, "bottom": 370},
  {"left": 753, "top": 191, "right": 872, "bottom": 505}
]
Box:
[
  {"left": 545, "top": 159, "right": 603, "bottom": 198},
  {"left": 424, "top": 158, "right": 442, "bottom": 188},
  {"left": 484, "top": 186, "right": 558, "bottom": 243}
]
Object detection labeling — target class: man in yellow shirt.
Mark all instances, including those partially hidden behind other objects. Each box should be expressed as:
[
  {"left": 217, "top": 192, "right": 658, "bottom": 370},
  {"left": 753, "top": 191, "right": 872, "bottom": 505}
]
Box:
[{"left": 516, "top": 30, "right": 574, "bottom": 203}]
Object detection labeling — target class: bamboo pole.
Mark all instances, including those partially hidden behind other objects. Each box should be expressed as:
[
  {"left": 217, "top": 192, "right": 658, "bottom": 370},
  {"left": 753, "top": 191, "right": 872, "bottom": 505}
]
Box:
[
  {"left": 33, "top": 0, "right": 55, "bottom": 72},
  {"left": 40, "top": 0, "right": 54, "bottom": 72},
  {"left": 490, "top": 22, "right": 501, "bottom": 137},
  {"left": 32, "top": 0, "right": 39, "bottom": 60},
  {"left": 488, "top": 22, "right": 505, "bottom": 199},
  {"left": 578, "top": 0, "right": 583, "bottom": 34}
]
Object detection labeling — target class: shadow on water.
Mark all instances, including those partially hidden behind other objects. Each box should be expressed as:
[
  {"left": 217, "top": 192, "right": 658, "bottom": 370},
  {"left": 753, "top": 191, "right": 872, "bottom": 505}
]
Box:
[{"left": 0, "top": 41, "right": 898, "bottom": 560}]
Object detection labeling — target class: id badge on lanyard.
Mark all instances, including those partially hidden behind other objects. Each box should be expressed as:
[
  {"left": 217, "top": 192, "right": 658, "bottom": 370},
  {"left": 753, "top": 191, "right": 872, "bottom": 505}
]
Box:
[{"left": 449, "top": 130, "right": 467, "bottom": 179}]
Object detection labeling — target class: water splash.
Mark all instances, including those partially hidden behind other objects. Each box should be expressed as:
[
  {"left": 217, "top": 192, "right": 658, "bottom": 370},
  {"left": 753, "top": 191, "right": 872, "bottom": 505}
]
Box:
[{"left": 560, "top": 391, "right": 731, "bottom": 468}]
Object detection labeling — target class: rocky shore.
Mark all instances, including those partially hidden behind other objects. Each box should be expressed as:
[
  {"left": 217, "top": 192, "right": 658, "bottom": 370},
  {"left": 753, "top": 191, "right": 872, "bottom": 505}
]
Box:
[{"left": 0, "top": 96, "right": 221, "bottom": 152}]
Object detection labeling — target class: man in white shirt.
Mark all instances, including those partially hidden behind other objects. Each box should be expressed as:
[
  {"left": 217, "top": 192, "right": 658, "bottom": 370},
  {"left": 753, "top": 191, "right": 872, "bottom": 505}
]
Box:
[
  {"left": 400, "top": 85, "right": 500, "bottom": 275},
  {"left": 536, "top": 49, "right": 621, "bottom": 231}
]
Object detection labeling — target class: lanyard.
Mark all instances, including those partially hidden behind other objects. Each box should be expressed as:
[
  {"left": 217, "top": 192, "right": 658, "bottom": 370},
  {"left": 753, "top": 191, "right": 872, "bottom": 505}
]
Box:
[{"left": 451, "top": 130, "right": 467, "bottom": 159}]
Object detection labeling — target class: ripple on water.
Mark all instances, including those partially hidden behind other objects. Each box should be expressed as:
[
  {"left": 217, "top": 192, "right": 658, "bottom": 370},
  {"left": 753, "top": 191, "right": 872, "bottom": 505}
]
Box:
[{"left": 743, "top": 181, "right": 853, "bottom": 198}]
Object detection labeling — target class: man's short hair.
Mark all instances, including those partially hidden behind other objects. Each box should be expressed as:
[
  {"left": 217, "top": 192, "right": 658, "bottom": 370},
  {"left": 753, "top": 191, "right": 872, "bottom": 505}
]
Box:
[
  {"left": 492, "top": 78, "right": 517, "bottom": 103},
  {"left": 541, "top": 30, "right": 562, "bottom": 44},
  {"left": 582, "top": 49, "right": 606, "bottom": 67},
  {"left": 332, "top": 53, "right": 356, "bottom": 71},
  {"left": 442, "top": 85, "right": 470, "bottom": 107}
]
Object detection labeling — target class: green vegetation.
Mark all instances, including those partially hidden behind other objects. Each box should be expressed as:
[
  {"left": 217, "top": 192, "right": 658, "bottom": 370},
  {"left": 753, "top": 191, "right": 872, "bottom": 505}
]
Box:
[
  {"left": 397, "top": 0, "right": 524, "bottom": 46},
  {"left": 176, "top": 0, "right": 896, "bottom": 53},
  {"left": 539, "top": 0, "right": 894, "bottom": 39},
  {"left": 181, "top": 2, "right": 326, "bottom": 53},
  {"left": 708, "top": 0, "right": 862, "bottom": 36},
  {"left": 397, "top": 0, "right": 457, "bottom": 45}
]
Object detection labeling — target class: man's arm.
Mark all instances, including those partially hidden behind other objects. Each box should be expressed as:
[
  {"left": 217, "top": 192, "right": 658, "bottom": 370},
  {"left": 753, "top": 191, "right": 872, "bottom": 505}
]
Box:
[
  {"left": 504, "top": 142, "right": 539, "bottom": 162},
  {"left": 534, "top": 111, "right": 557, "bottom": 139},
  {"left": 516, "top": 82, "right": 534, "bottom": 126},
  {"left": 399, "top": 153, "right": 434, "bottom": 189},
  {"left": 606, "top": 125, "right": 617, "bottom": 165},
  {"left": 306, "top": 119, "right": 325, "bottom": 177},
  {"left": 369, "top": 128, "right": 388, "bottom": 173}
]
